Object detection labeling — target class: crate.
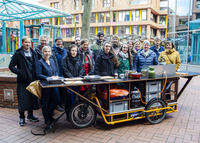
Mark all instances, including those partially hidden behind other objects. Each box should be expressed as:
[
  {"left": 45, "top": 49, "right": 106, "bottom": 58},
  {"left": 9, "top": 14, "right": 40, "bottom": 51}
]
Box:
[
  {"left": 146, "top": 91, "right": 161, "bottom": 102},
  {"left": 110, "top": 101, "right": 128, "bottom": 113},
  {"left": 147, "top": 81, "right": 161, "bottom": 92}
]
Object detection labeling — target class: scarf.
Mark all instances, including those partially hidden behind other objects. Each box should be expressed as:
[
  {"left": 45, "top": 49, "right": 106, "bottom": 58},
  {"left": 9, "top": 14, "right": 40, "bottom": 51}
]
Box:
[
  {"left": 119, "top": 51, "right": 128, "bottom": 60},
  {"left": 80, "top": 48, "right": 92, "bottom": 68},
  {"left": 143, "top": 50, "right": 149, "bottom": 58},
  {"left": 23, "top": 48, "right": 32, "bottom": 57},
  {"left": 135, "top": 48, "right": 140, "bottom": 51}
]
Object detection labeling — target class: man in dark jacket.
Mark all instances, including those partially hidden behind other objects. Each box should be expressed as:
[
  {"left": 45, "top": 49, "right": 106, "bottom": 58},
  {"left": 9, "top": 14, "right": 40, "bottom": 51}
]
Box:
[
  {"left": 35, "top": 35, "right": 59, "bottom": 73},
  {"left": 150, "top": 36, "right": 165, "bottom": 58},
  {"left": 75, "top": 36, "right": 81, "bottom": 48},
  {"left": 134, "top": 40, "right": 159, "bottom": 72},
  {"left": 52, "top": 37, "right": 67, "bottom": 111},
  {"left": 90, "top": 31, "right": 105, "bottom": 60}
]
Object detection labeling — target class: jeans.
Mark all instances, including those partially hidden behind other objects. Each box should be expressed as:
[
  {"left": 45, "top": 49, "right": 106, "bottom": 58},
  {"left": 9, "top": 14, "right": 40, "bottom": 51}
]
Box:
[
  {"left": 41, "top": 88, "right": 60, "bottom": 122},
  {"left": 65, "top": 86, "right": 79, "bottom": 112}
]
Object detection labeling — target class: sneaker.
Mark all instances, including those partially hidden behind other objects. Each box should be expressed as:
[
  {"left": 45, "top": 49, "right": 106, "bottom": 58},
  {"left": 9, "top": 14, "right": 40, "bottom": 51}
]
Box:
[
  {"left": 27, "top": 115, "right": 39, "bottom": 122},
  {"left": 19, "top": 118, "right": 25, "bottom": 126}
]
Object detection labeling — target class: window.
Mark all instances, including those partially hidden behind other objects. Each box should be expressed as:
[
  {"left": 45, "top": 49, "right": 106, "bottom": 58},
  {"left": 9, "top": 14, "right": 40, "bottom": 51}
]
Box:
[
  {"left": 113, "top": 26, "right": 116, "bottom": 34},
  {"left": 42, "top": 18, "right": 49, "bottom": 24},
  {"left": 141, "top": 10, "right": 147, "bottom": 21},
  {"left": 75, "top": 15, "right": 79, "bottom": 24},
  {"left": 151, "top": 13, "right": 157, "bottom": 23},
  {"left": 66, "top": 28, "right": 75, "bottom": 38},
  {"left": 118, "top": 26, "right": 129, "bottom": 35},
  {"left": 51, "top": 2, "right": 59, "bottom": 9},
  {"left": 75, "top": 0, "right": 79, "bottom": 10},
  {"left": 118, "top": 11, "right": 130, "bottom": 22},
  {"left": 132, "top": 10, "right": 140, "bottom": 21},
  {"left": 131, "top": 26, "right": 139, "bottom": 35},
  {"left": 113, "top": 11, "right": 117, "bottom": 22},
  {"left": 106, "top": 12, "right": 110, "bottom": 22},
  {"left": 130, "top": 0, "right": 147, "bottom": 5},
  {"left": 141, "top": 26, "right": 146, "bottom": 36},
  {"left": 103, "top": 0, "right": 110, "bottom": 7},
  {"left": 66, "top": 16, "right": 73, "bottom": 24},
  {"left": 160, "top": 29, "right": 165, "bottom": 38},
  {"left": 106, "top": 27, "right": 110, "bottom": 34},
  {"left": 159, "top": 15, "right": 166, "bottom": 25},
  {"left": 91, "top": 13, "right": 96, "bottom": 23},
  {"left": 59, "top": 17, "right": 65, "bottom": 25},
  {"left": 90, "top": 27, "right": 96, "bottom": 35},
  {"left": 82, "top": 0, "right": 84, "bottom": 10},
  {"left": 98, "top": 13, "right": 104, "bottom": 23},
  {"left": 151, "top": 28, "right": 156, "bottom": 37},
  {"left": 98, "top": 27, "right": 104, "bottom": 33}
]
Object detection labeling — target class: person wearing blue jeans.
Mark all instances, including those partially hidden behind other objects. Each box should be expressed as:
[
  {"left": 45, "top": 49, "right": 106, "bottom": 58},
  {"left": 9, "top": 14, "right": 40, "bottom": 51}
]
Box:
[{"left": 36, "top": 46, "right": 60, "bottom": 125}]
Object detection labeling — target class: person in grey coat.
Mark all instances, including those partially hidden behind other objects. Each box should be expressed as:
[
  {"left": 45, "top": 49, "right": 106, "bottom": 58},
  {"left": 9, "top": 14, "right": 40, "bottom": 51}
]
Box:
[
  {"left": 9, "top": 36, "right": 39, "bottom": 126},
  {"left": 134, "top": 40, "right": 159, "bottom": 72}
]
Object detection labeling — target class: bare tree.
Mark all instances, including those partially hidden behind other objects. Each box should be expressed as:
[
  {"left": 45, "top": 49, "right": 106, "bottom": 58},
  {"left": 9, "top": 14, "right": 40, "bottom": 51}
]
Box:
[{"left": 81, "top": 0, "right": 93, "bottom": 39}]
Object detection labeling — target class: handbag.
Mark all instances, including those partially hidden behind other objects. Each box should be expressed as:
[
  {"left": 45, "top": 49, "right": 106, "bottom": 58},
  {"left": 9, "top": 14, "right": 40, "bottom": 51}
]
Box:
[
  {"left": 165, "top": 52, "right": 174, "bottom": 64},
  {"left": 26, "top": 80, "right": 42, "bottom": 100}
]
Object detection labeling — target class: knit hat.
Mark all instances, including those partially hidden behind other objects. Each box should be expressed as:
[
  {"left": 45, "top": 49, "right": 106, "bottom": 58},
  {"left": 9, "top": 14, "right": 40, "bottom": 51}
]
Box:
[{"left": 55, "top": 37, "right": 63, "bottom": 42}]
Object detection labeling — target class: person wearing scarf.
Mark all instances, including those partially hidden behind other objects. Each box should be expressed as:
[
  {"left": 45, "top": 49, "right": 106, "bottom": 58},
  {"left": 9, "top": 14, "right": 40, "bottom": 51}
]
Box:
[
  {"left": 62, "top": 44, "right": 84, "bottom": 117},
  {"left": 78, "top": 39, "right": 95, "bottom": 93},
  {"left": 117, "top": 43, "right": 133, "bottom": 89}
]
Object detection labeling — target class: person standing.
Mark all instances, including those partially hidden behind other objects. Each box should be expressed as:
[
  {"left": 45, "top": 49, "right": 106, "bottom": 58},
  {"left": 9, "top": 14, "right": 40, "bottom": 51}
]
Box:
[
  {"left": 150, "top": 37, "right": 165, "bottom": 58},
  {"left": 134, "top": 40, "right": 158, "bottom": 72},
  {"left": 127, "top": 41, "right": 138, "bottom": 65},
  {"left": 36, "top": 46, "right": 60, "bottom": 125},
  {"left": 111, "top": 35, "right": 121, "bottom": 55},
  {"left": 158, "top": 41, "right": 181, "bottom": 71},
  {"left": 90, "top": 31, "right": 105, "bottom": 60},
  {"left": 78, "top": 39, "right": 95, "bottom": 93},
  {"left": 75, "top": 36, "right": 81, "bottom": 48},
  {"left": 94, "top": 41, "right": 119, "bottom": 76},
  {"left": 52, "top": 37, "right": 67, "bottom": 111},
  {"left": 9, "top": 36, "right": 39, "bottom": 126}
]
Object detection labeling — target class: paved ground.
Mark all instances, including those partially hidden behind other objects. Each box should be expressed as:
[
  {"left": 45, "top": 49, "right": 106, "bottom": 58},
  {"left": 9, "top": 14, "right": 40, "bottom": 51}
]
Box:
[{"left": 0, "top": 76, "right": 200, "bottom": 143}]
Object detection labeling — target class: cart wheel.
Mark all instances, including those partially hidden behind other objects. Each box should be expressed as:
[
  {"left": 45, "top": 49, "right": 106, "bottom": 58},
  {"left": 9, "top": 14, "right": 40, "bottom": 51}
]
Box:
[
  {"left": 145, "top": 98, "right": 167, "bottom": 124},
  {"left": 69, "top": 101, "right": 96, "bottom": 128}
]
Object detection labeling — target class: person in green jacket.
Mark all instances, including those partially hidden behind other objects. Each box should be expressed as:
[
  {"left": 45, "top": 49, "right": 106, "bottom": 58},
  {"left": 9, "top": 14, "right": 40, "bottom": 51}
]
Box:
[{"left": 117, "top": 43, "right": 133, "bottom": 89}]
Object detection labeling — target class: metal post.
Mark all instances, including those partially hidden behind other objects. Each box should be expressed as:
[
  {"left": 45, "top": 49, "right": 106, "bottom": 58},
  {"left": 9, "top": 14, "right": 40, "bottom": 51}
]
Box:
[
  {"left": 24, "top": 26, "right": 26, "bottom": 36},
  {"left": 59, "top": 28, "right": 61, "bottom": 37},
  {"left": 2, "top": 21, "right": 6, "bottom": 53},
  {"left": 20, "top": 20, "right": 24, "bottom": 47},
  {"left": 54, "top": 28, "right": 56, "bottom": 43},
  {"left": 186, "top": 0, "right": 191, "bottom": 71},
  {"left": 75, "top": 22, "right": 77, "bottom": 36},
  {"left": 40, "top": 24, "right": 44, "bottom": 35},
  {"left": 8, "top": 28, "right": 11, "bottom": 54},
  {"left": 29, "top": 28, "right": 31, "bottom": 38}
]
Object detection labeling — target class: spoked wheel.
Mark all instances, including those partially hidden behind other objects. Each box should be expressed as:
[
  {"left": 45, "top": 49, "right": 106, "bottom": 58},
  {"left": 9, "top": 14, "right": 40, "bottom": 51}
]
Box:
[
  {"left": 69, "top": 101, "right": 96, "bottom": 128},
  {"left": 145, "top": 98, "right": 167, "bottom": 124}
]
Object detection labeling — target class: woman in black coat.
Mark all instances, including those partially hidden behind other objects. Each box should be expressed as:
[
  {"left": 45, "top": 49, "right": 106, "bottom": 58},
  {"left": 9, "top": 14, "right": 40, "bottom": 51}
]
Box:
[
  {"left": 94, "top": 41, "right": 119, "bottom": 76},
  {"left": 9, "top": 36, "right": 39, "bottom": 126},
  {"left": 36, "top": 46, "right": 60, "bottom": 125},
  {"left": 62, "top": 44, "right": 84, "bottom": 111}
]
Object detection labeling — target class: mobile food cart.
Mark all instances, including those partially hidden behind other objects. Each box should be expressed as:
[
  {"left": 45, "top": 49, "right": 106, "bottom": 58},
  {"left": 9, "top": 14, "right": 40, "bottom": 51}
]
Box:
[{"left": 39, "top": 70, "right": 199, "bottom": 129}]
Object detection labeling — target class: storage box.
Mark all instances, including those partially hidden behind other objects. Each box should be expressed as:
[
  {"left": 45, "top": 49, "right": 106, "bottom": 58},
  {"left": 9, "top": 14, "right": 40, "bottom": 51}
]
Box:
[
  {"left": 146, "top": 91, "right": 161, "bottom": 102},
  {"left": 147, "top": 81, "right": 161, "bottom": 92},
  {"left": 110, "top": 101, "right": 128, "bottom": 113}
]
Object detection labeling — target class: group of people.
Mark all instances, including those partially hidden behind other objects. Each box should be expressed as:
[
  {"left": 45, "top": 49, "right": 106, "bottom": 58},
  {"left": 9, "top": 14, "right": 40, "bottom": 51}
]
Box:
[{"left": 8, "top": 31, "right": 181, "bottom": 126}]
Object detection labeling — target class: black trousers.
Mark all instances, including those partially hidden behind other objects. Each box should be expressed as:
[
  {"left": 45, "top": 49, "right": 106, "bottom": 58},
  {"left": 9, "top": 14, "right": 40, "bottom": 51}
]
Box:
[{"left": 19, "top": 110, "right": 33, "bottom": 118}]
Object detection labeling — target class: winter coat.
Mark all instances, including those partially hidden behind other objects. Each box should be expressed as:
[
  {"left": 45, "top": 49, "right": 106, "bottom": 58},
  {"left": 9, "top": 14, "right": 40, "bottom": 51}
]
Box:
[
  {"left": 94, "top": 50, "right": 118, "bottom": 76},
  {"left": 134, "top": 50, "right": 159, "bottom": 72},
  {"left": 150, "top": 45, "right": 165, "bottom": 58},
  {"left": 9, "top": 46, "right": 39, "bottom": 112},
  {"left": 78, "top": 48, "right": 95, "bottom": 75},
  {"left": 62, "top": 52, "right": 84, "bottom": 78},
  {"left": 118, "top": 54, "right": 132, "bottom": 76},
  {"left": 90, "top": 40, "right": 104, "bottom": 60},
  {"left": 52, "top": 44, "right": 67, "bottom": 77},
  {"left": 158, "top": 49, "right": 181, "bottom": 71},
  {"left": 36, "top": 58, "right": 58, "bottom": 80},
  {"left": 131, "top": 48, "right": 138, "bottom": 65},
  {"left": 35, "top": 45, "right": 59, "bottom": 74}
]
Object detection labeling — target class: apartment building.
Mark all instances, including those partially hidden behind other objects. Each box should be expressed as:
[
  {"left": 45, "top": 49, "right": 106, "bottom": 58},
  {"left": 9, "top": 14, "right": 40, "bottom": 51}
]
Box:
[{"left": 28, "top": 0, "right": 168, "bottom": 46}]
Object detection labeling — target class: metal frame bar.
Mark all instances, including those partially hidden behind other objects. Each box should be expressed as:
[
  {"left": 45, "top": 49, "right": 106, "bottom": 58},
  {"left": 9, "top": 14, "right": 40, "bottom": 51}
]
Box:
[{"left": 177, "top": 76, "right": 193, "bottom": 99}]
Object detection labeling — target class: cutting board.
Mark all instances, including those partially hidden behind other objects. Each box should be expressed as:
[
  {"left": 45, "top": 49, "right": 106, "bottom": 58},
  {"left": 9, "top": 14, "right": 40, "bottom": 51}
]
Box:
[
  {"left": 64, "top": 77, "right": 83, "bottom": 81},
  {"left": 176, "top": 72, "right": 189, "bottom": 76},
  {"left": 101, "top": 76, "right": 114, "bottom": 80},
  {"left": 64, "top": 81, "right": 83, "bottom": 85}
]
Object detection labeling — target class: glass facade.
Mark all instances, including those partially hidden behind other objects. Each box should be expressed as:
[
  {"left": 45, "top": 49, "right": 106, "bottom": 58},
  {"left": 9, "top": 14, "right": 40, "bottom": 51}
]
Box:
[{"left": 167, "top": 0, "right": 200, "bottom": 65}]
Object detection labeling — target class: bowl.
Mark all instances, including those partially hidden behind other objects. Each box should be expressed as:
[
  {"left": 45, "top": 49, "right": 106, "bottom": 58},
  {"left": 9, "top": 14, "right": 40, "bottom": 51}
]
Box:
[{"left": 131, "top": 73, "right": 142, "bottom": 79}]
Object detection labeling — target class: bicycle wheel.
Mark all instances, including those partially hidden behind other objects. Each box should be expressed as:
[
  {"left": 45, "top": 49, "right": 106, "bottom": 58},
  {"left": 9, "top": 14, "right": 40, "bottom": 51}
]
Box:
[
  {"left": 69, "top": 101, "right": 96, "bottom": 128},
  {"left": 145, "top": 98, "right": 167, "bottom": 124}
]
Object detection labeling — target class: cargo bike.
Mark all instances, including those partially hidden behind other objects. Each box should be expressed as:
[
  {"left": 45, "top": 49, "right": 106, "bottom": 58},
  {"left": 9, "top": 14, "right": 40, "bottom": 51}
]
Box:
[{"left": 39, "top": 71, "right": 199, "bottom": 129}]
